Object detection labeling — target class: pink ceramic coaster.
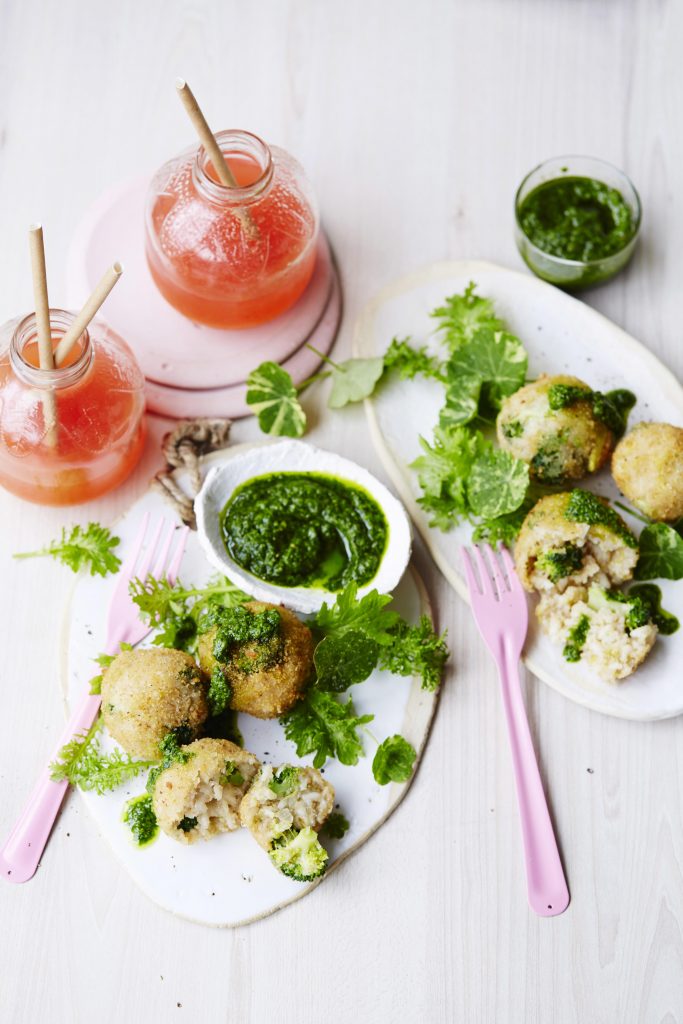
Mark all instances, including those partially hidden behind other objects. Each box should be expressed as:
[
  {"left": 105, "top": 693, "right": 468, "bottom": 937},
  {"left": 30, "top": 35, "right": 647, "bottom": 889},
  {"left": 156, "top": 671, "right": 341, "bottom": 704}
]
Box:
[
  {"left": 144, "top": 272, "right": 342, "bottom": 418},
  {"left": 66, "top": 176, "right": 342, "bottom": 418}
]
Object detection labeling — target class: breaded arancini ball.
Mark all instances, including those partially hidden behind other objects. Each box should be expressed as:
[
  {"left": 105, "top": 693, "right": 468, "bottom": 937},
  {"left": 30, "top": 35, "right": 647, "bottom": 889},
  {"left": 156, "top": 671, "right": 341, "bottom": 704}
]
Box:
[
  {"left": 101, "top": 648, "right": 208, "bottom": 759},
  {"left": 611, "top": 421, "right": 683, "bottom": 521},
  {"left": 197, "top": 601, "right": 314, "bottom": 719},
  {"left": 497, "top": 374, "right": 615, "bottom": 483},
  {"left": 239, "top": 764, "right": 335, "bottom": 851},
  {"left": 514, "top": 491, "right": 638, "bottom": 593},
  {"left": 152, "top": 738, "right": 261, "bottom": 845}
]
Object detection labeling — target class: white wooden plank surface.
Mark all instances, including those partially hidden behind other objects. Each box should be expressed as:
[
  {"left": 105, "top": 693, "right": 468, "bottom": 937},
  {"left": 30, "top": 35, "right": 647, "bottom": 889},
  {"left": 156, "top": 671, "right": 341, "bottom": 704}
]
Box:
[{"left": 0, "top": 1, "right": 682, "bottom": 1021}]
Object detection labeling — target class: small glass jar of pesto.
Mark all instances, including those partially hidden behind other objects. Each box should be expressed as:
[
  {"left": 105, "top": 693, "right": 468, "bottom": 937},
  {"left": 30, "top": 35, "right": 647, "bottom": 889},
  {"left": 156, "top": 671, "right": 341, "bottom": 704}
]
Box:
[{"left": 514, "top": 156, "right": 641, "bottom": 289}]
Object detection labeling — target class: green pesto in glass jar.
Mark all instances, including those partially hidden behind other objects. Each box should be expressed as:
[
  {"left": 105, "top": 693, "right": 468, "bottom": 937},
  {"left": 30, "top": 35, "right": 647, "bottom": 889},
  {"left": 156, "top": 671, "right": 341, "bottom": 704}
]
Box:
[
  {"left": 221, "top": 472, "right": 388, "bottom": 591},
  {"left": 518, "top": 176, "right": 635, "bottom": 263}
]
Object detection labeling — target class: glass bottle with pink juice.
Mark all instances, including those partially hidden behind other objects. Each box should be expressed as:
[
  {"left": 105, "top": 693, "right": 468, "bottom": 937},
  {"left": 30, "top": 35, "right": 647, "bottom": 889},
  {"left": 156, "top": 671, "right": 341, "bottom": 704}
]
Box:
[
  {"left": 0, "top": 309, "right": 146, "bottom": 505},
  {"left": 145, "top": 91, "right": 319, "bottom": 330}
]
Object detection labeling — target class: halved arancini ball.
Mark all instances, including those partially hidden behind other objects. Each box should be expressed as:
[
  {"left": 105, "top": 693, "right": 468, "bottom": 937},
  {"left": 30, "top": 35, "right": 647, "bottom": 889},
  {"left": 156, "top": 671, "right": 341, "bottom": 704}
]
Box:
[{"left": 152, "top": 738, "right": 261, "bottom": 845}]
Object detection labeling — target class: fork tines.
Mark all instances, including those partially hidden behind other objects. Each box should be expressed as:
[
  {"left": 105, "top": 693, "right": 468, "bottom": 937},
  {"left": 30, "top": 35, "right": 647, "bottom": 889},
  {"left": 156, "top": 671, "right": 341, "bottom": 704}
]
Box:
[{"left": 461, "top": 543, "right": 517, "bottom": 602}]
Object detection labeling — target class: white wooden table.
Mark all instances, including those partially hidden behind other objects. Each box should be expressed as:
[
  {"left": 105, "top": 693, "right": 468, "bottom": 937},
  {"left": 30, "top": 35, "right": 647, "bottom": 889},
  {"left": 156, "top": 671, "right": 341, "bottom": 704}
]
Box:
[{"left": 1, "top": 2, "right": 682, "bottom": 1021}]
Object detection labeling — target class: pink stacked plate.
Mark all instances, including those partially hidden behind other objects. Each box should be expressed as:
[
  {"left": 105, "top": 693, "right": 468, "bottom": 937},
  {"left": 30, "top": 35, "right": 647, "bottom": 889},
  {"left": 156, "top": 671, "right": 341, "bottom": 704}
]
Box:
[{"left": 66, "top": 177, "right": 342, "bottom": 418}]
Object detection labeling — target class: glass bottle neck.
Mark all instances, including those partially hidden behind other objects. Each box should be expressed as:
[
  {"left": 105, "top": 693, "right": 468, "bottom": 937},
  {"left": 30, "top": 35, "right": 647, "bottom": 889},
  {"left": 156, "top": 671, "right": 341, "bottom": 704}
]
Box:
[
  {"left": 192, "top": 129, "right": 274, "bottom": 206},
  {"left": 10, "top": 310, "right": 93, "bottom": 390}
]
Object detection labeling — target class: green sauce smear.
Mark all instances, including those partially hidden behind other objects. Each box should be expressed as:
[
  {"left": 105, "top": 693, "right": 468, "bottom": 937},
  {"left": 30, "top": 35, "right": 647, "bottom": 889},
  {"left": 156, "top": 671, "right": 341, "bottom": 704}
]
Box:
[
  {"left": 519, "top": 176, "right": 635, "bottom": 262},
  {"left": 548, "top": 384, "right": 636, "bottom": 437},
  {"left": 626, "top": 584, "right": 679, "bottom": 635},
  {"left": 564, "top": 490, "right": 637, "bottom": 549},
  {"left": 210, "top": 605, "right": 283, "bottom": 673},
  {"left": 123, "top": 794, "right": 158, "bottom": 847},
  {"left": 221, "top": 472, "right": 388, "bottom": 591},
  {"left": 563, "top": 614, "right": 591, "bottom": 662}
]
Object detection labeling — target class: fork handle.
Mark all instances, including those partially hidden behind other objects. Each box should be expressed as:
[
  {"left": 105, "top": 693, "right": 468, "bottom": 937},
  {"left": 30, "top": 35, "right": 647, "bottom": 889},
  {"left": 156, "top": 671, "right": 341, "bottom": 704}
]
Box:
[
  {"left": 497, "top": 642, "right": 570, "bottom": 917},
  {"left": 0, "top": 693, "right": 101, "bottom": 884}
]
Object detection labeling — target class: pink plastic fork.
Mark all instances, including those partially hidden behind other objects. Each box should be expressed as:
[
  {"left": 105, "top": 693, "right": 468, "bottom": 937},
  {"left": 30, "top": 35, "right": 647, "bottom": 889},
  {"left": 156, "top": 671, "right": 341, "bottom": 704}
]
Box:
[
  {"left": 1, "top": 515, "right": 189, "bottom": 884},
  {"left": 461, "top": 543, "right": 570, "bottom": 918}
]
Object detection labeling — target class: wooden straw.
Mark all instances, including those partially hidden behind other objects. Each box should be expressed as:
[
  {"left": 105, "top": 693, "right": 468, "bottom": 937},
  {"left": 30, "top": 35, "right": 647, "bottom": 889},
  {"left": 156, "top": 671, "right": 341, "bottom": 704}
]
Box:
[
  {"left": 176, "top": 78, "right": 239, "bottom": 186},
  {"left": 175, "top": 78, "right": 257, "bottom": 237},
  {"left": 54, "top": 262, "right": 123, "bottom": 367},
  {"left": 28, "top": 224, "right": 58, "bottom": 447}
]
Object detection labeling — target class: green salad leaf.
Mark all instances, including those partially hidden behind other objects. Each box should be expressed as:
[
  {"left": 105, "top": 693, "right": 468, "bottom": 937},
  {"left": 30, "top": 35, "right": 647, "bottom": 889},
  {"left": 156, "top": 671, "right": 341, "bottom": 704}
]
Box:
[
  {"left": 14, "top": 523, "right": 121, "bottom": 577},
  {"left": 634, "top": 523, "right": 683, "bottom": 581},
  {"left": 378, "top": 615, "right": 449, "bottom": 692},
  {"left": 89, "top": 642, "right": 133, "bottom": 694},
  {"left": 327, "top": 356, "right": 385, "bottom": 409},
  {"left": 468, "top": 448, "right": 530, "bottom": 519},
  {"left": 129, "top": 574, "right": 247, "bottom": 654},
  {"left": 372, "top": 735, "right": 416, "bottom": 785},
  {"left": 314, "top": 631, "right": 379, "bottom": 691},
  {"left": 50, "top": 718, "right": 156, "bottom": 795},
  {"left": 245, "top": 361, "right": 306, "bottom": 437},
  {"left": 411, "top": 425, "right": 485, "bottom": 529},
  {"left": 438, "top": 373, "right": 482, "bottom": 427},
  {"left": 444, "top": 329, "right": 528, "bottom": 422},
  {"left": 313, "top": 584, "right": 448, "bottom": 692},
  {"left": 280, "top": 689, "right": 374, "bottom": 769},
  {"left": 313, "top": 583, "right": 400, "bottom": 645},
  {"left": 383, "top": 337, "right": 444, "bottom": 381},
  {"left": 431, "top": 282, "right": 504, "bottom": 352}
]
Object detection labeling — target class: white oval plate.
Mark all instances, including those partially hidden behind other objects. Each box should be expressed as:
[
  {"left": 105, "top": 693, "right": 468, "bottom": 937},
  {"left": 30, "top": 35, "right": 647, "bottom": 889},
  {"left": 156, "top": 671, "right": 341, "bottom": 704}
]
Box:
[
  {"left": 354, "top": 259, "right": 683, "bottom": 721},
  {"left": 61, "top": 457, "right": 436, "bottom": 926},
  {"left": 195, "top": 439, "right": 412, "bottom": 614}
]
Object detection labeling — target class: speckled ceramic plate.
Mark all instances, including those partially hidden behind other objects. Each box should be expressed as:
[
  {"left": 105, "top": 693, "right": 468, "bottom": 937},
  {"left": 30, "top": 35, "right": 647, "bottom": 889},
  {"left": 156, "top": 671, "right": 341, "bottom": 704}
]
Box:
[
  {"left": 60, "top": 451, "right": 439, "bottom": 926},
  {"left": 354, "top": 260, "right": 683, "bottom": 721}
]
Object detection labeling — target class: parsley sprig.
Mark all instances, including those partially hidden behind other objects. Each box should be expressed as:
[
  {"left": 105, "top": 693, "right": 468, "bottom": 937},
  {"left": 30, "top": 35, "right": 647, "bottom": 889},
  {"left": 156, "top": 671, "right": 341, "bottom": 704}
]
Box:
[
  {"left": 129, "top": 574, "right": 248, "bottom": 653},
  {"left": 50, "top": 719, "right": 156, "bottom": 795},
  {"left": 14, "top": 523, "right": 121, "bottom": 577},
  {"left": 280, "top": 583, "right": 448, "bottom": 778}
]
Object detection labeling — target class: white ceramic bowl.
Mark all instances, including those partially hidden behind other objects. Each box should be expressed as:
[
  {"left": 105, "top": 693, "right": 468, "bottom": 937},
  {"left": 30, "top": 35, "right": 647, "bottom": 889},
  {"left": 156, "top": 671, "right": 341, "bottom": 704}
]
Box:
[{"left": 194, "top": 440, "right": 412, "bottom": 614}]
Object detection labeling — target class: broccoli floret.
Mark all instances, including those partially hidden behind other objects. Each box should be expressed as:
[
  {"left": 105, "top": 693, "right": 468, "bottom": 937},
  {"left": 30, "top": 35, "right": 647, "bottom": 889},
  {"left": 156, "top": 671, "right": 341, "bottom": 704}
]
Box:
[
  {"left": 563, "top": 614, "right": 591, "bottom": 662},
  {"left": 588, "top": 585, "right": 655, "bottom": 633},
  {"left": 268, "top": 765, "right": 299, "bottom": 797},
  {"left": 269, "top": 827, "right": 328, "bottom": 882},
  {"left": 501, "top": 419, "right": 524, "bottom": 439},
  {"left": 536, "top": 543, "right": 584, "bottom": 583},
  {"left": 219, "top": 760, "right": 244, "bottom": 786}
]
